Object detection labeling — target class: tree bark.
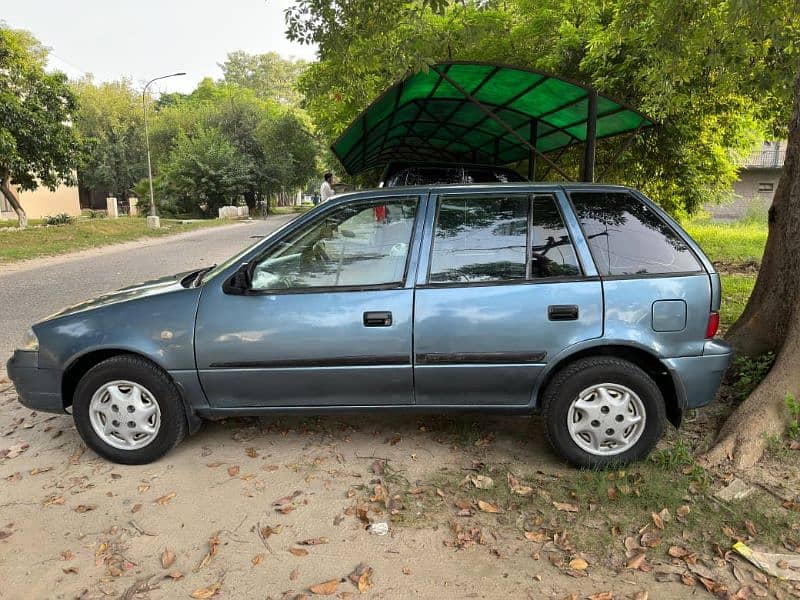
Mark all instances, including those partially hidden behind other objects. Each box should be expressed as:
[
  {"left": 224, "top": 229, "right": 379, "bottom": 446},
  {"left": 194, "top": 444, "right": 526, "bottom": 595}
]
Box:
[
  {"left": 0, "top": 174, "right": 28, "bottom": 229},
  {"left": 702, "top": 59, "right": 800, "bottom": 469}
]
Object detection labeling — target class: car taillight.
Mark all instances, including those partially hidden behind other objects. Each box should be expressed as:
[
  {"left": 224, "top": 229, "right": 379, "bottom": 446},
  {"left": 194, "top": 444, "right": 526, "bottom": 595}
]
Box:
[{"left": 705, "top": 312, "right": 720, "bottom": 339}]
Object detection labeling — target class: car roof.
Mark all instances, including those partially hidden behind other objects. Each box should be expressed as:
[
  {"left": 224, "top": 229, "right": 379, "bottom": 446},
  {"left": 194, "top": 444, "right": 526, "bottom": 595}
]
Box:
[{"left": 326, "top": 182, "right": 635, "bottom": 203}]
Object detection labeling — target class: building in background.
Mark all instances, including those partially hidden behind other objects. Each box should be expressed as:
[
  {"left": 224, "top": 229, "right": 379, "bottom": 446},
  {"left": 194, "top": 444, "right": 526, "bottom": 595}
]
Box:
[
  {"left": 0, "top": 182, "right": 81, "bottom": 221},
  {"left": 707, "top": 141, "right": 786, "bottom": 220}
]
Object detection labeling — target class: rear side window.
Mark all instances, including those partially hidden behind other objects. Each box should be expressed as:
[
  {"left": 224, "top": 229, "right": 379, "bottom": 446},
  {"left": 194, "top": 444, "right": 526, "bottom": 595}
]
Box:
[{"left": 569, "top": 191, "right": 701, "bottom": 276}]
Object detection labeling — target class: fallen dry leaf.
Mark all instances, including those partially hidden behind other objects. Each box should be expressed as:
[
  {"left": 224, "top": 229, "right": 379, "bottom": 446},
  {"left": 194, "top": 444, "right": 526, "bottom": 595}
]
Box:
[
  {"left": 524, "top": 531, "right": 549, "bottom": 543},
  {"left": 245, "top": 447, "right": 258, "bottom": 458},
  {"left": 137, "top": 484, "right": 150, "bottom": 493},
  {"left": 251, "top": 553, "right": 264, "bottom": 566},
  {"left": 161, "top": 549, "right": 175, "bottom": 569},
  {"left": 227, "top": 465, "right": 240, "bottom": 477},
  {"left": 167, "top": 570, "right": 183, "bottom": 580},
  {"left": 632, "top": 592, "right": 648, "bottom": 600},
  {"left": 299, "top": 537, "right": 329, "bottom": 545},
  {"left": 190, "top": 581, "right": 221, "bottom": 599},
  {"left": 1, "top": 442, "right": 29, "bottom": 460},
  {"left": 477, "top": 500, "right": 502, "bottom": 514},
  {"left": 465, "top": 474, "right": 494, "bottom": 489},
  {"left": 587, "top": 593, "right": 613, "bottom": 600},
  {"left": 60, "top": 549, "right": 74, "bottom": 561},
  {"left": 74, "top": 504, "right": 96, "bottom": 513},
  {"left": 569, "top": 557, "right": 589, "bottom": 570},
  {"left": 309, "top": 579, "right": 339, "bottom": 595},
  {"left": 348, "top": 562, "right": 374, "bottom": 592},
  {"left": 652, "top": 511, "right": 664, "bottom": 530},
  {"left": 627, "top": 552, "right": 647, "bottom": 570},
  {"left": 668, "top": 546, "right": 690, "bottom": 558},
  {"left": 553, "top": 502, "right": 579, "bottom": 512},
  {"left": 290, "top": 567, "right": 299, "bottom": 580},
  {"left": 155, "top": 492, "right": 176, "bottom": 505},
  {"left": 195, "top": 533, "right": 219, "bottom": 571},
  {"left": 289, "top": 547, "right": 309, "bottom": 557}
]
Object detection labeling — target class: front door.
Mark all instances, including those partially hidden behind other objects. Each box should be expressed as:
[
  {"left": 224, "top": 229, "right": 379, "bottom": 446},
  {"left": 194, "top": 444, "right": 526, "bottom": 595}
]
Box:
[
  {"left": 413, "top": 191, "right": 603, "bottom": 406},
  {"left": 195, "top": 195, "right": 422, "bottom": 407}
]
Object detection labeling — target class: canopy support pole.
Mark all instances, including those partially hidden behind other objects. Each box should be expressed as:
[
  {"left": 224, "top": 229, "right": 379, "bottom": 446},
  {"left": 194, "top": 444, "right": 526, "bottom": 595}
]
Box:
[
  {"left": 597, "top": 120, "right": 645, "bottom": 180},
  {"left": 432, "top": 65, "right": 574, "bottom": 182},
  {"left": 581, "top": 89, "right": 598, "bottom": 182},
  {"left": 528, "top": 119, "right": 539, "bottom": 181}
]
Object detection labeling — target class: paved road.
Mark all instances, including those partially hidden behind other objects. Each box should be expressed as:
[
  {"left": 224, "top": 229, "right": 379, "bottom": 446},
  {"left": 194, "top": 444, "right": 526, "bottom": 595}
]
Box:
[{"left": 0, "top": 216, "right": 296, "bottom": 362}]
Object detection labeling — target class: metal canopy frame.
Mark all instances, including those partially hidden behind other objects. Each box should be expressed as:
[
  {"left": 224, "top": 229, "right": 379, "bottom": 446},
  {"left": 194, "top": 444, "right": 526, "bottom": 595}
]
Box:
[{"left": 331, "top": 61, "right": 656, "bottom": 182}]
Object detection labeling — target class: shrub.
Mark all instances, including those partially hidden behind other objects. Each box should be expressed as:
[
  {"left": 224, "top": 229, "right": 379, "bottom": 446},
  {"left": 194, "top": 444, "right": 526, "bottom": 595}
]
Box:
[{"left": 43, "top": 213, "right": 74, "bottom": 225}]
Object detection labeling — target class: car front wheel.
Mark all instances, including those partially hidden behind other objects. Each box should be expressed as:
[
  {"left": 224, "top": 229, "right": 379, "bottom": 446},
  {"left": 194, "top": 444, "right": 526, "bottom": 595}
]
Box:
[
  {"left": 72, "top": 355, "right": 187, "bottom": 464},
  {"left": 541, "top": 357, "right": 666, "bottom": 468}
]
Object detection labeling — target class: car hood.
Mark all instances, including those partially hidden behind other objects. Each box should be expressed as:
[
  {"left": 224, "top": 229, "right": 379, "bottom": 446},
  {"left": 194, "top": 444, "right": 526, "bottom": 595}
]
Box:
[{"left": 41, "top": 269, "right": 198, "bottom": 322}]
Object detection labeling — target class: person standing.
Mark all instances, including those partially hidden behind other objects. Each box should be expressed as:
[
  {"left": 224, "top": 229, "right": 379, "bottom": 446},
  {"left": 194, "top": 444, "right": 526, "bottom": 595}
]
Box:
[{"left": 320, "top": 172, "right": 335, "bottom": 203}]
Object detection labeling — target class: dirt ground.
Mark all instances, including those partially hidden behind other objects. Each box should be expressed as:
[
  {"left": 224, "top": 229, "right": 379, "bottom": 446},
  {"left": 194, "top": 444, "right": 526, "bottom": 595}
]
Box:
[{"left": 0, "top": 379, "right": 797, "bottom": 600}]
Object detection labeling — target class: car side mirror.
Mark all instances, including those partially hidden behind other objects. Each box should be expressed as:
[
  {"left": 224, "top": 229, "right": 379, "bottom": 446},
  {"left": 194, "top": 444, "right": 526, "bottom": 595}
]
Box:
[{"left": 222, "top": 263, "right": 252, "bottom": 295}]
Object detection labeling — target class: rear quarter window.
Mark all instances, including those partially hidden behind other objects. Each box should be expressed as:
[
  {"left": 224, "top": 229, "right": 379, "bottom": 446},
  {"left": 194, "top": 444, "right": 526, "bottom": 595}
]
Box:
[{"left": 569, "top": 191, "right": 702, "bottom": 276}]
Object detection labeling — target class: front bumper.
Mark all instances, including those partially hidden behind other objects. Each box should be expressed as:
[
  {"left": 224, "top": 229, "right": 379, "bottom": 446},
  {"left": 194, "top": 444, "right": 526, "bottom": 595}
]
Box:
[
  {"left": 663, "top": 339, "right": 732, "bottom": 410},
  {"left": 6, "top": 350, "right": 65, "bottom": 413}
]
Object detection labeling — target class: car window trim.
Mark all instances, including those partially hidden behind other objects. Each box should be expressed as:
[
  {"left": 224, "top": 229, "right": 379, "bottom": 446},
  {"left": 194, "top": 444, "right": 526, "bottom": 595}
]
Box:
[
  {"left": 239, "top": 195, "right": 421, "bottom": 295},
  {"left": 565, "top": 189, "right": 706, "bottom": 278},
  {"left": 424, "top": 192, "right": 584, "bottom": 286}
]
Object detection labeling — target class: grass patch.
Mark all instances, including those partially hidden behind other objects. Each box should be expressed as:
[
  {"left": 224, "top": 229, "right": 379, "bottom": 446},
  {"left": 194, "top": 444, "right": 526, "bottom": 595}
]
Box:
[
  {"left": 397, "top": 449, "right": 797, "bottom": 562},
  {"left": 0, "top": 217, "right": 232, "bottom": 264},
  {"left": 683, "top": 219, "right": 767, "bottom": 265},
  {"left": 719, "top": 274, "right": 756, "bottom": 331}
]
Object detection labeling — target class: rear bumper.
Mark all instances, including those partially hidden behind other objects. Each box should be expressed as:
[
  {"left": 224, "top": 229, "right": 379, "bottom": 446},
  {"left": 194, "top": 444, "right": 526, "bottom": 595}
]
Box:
[
  {"left": 6, "top": 350, "right": 65, "bottom": 413},
  {"left": 664, "top": 340, "right": 732, "bottom": 410}
]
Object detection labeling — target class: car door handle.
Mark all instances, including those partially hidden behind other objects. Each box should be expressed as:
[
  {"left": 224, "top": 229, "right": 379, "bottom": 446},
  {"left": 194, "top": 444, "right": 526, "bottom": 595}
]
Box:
[
  {"left": 548, "top": 305, "right": 579, "bottom": 321},
  {"left": 363, "top": 311, "right": 393, "bottom": 327}
]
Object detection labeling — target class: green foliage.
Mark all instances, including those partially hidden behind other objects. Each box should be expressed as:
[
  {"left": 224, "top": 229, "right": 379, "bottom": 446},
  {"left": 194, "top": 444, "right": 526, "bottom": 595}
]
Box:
[
  {"left": 84, "top": 209, "right": 106, "bottom": 219},
  {"left": 163, "top": 127, "right": 252, "bottom": 215},
  {"left": 786, "top": 394, "right": 800, "bottom": 440},
  {"left": 285, "top": 0, "right": 798, "bottom": 213},
  {"left": 43, "top": 213, "right": 74, "bottom": 226},
  {"left": 650, "top": 439, "right": 694, "bottom": 470},
  {"left": 71, "top": 77, "right": 147, "bottom": 201},
  {"left": 146, "top": 80, "right": 320, "bottom": 214},
  {"left": 0, "top": 24, "right": 81, "bottom": 222},
  {"left": 730, "top": 352, "right": 776, "bottom": 403},
  {"left": 219, "top": 51, "right": 308, "bottom": 105}
]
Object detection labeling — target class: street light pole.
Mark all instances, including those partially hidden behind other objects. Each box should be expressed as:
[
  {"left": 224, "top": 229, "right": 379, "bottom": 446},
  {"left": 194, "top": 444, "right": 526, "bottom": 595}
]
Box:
[{"left": 142, "top": 72, "right": 186, "bottom": 228}]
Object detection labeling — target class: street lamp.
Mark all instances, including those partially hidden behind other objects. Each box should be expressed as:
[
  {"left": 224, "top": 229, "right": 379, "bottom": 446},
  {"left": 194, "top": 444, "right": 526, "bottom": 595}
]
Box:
[{"left": 142, "top": 72, "right": 186, "bottom": 228}]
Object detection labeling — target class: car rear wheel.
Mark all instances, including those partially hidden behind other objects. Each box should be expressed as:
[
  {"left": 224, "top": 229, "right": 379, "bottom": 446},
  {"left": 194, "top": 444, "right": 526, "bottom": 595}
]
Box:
[
  {"left": 73, "top": 355, "right": 187, "bottom": 464},
  {"left": 541, "top": 357, "right": 665, "bottom": 468}
]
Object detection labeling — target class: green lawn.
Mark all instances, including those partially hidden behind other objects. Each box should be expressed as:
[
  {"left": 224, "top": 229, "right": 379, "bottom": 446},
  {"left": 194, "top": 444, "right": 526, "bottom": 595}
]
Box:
[
  {"left": 682, "top": 219, "right": 767, "bottom": 264},
  {"left": 0, "top": 217, "right": 232, "bottom": 264}
]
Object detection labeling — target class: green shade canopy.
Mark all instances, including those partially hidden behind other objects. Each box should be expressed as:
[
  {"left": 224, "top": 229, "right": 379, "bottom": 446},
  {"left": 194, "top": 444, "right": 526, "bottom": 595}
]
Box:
[{"left": 331, "top": 61, "right": 655, "bottom": 176}]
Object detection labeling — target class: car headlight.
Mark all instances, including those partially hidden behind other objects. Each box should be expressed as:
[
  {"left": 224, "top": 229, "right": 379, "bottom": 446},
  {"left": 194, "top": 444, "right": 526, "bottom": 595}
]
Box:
[{"left": 18, "top": 328, "right": 39, "bottom": 351}]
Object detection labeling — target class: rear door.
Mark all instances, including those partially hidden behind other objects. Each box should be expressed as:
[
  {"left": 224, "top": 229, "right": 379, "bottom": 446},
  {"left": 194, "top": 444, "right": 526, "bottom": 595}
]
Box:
[{"left": 412, "top": 189, "right": 603, "bottom": 406}]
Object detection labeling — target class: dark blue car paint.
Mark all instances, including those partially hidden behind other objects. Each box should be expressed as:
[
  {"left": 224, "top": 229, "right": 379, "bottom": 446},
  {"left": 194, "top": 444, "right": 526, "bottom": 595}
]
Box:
[{"left": 7, "top": 183, "right": 732, "bottom": 430}]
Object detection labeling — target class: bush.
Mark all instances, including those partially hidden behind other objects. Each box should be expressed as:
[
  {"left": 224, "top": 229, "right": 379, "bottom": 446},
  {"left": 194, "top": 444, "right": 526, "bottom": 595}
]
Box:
[
  {"left": 86, "top": 209, "right": 106, "bottom": 219},
  {"left": 43, "top": 213, "right": 74, "bottom": 225}
]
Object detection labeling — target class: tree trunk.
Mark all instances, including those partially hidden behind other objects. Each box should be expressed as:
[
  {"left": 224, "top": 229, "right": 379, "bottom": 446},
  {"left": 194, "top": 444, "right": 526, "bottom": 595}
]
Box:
[
  {"left": 702, "top": 59, "right": 800, "bottom": 469},
  {"left": 0, "top": 174, "right": 28, "bottom": 229}
]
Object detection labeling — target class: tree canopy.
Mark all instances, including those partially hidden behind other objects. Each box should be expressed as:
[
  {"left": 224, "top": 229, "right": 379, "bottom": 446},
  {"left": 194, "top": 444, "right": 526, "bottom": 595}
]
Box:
[
  {"left": 286, "top": 0, "right": 797, "bottom": 214},
  {"left": 0, "top": 24, "right": 81, "bottom": 227},
  {"left": 71, "top": 77, "right": 147, "bottom": 202},
  {"left": 219, "top": 51, "right": 308, "bottom": 106}
]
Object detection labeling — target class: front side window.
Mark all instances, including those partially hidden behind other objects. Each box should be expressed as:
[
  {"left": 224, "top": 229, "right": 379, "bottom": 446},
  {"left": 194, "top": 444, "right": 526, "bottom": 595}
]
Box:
[
  {"left": 250, "top": 197, "right": 417, "bottom": 290},
  {"left": 428, "top": 194, "right": 580, "bottom": 283},
  {"left": 570, "top": 191, "right": 702, "bottom": 276}
]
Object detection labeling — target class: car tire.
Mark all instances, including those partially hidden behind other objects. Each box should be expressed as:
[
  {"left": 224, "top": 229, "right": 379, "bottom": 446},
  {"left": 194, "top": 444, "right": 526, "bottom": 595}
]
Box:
[
  {"left": 72, "top": 355, "right": 187, "bottom": 465},
  {"left": 541, "top": 357, "right": 665, "bottom": 468}
]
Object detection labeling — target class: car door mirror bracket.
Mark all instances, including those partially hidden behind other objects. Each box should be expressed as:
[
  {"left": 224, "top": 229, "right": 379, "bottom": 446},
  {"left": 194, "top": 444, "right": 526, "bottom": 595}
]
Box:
[{"left": 222, "top": 263, "right": 253, "bottom": 295}]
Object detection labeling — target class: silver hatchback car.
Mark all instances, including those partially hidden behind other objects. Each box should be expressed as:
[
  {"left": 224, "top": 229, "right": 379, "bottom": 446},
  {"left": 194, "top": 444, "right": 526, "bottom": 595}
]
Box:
[{"left": 8, "top": 184, "right": 731, "bottom": 466}]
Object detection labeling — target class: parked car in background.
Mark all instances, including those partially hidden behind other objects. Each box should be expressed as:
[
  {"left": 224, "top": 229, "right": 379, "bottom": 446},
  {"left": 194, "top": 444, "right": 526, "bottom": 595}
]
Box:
[
  {"left": 380, "top": 161, "right": 526, "bottom": 187},
  {"left": 7, "top": 183, "right": 730, "bottom": 466}
]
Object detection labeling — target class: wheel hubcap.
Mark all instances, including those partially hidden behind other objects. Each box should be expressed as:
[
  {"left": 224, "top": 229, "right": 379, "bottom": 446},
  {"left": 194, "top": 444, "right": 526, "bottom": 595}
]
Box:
[
  {"left": 567, "top": 383, "right": 646, "bottom": 456},
  {"left": 89, "top": 380, "right": 161, "bottom": 450}
]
